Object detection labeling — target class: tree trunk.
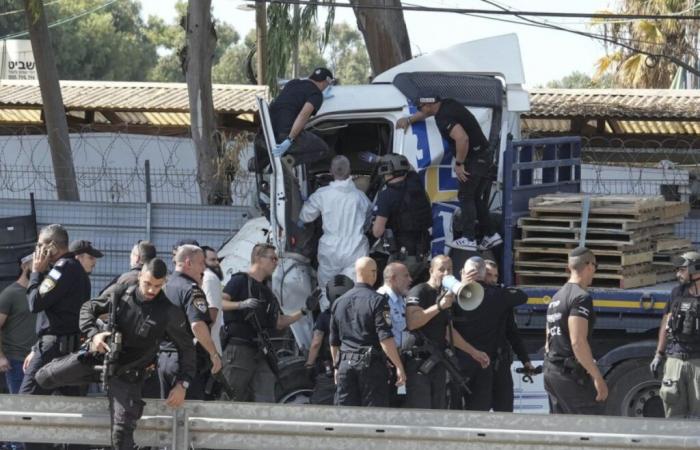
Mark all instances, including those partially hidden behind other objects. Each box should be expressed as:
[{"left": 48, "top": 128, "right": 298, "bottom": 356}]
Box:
[
  {"left": 24, "top": 0, "right": 79, "bottom": 201},
  {"left": 349, "top": 0, "right": 412, "bottom": 76},
  {"left": 185, "top": 0, "right": 228, "bottom": 204}
]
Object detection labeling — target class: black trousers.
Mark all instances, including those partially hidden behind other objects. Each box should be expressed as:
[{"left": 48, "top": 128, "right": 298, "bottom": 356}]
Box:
[
  {"left": 334, "top": 357, "right": 389, "bottom": 407},
  {"left": 404, "top": 357, "right": 447, "bottom": 409},
  {"left": 109, "top": 376, "right": 146, "bottom": 450},
  {"left": 458, "top": 173, "right": 493, "bottom": 241},
  {"left": 310, "top": 372, "right": 336, "bottom": 405},
  {"left": 491, "top": 356, "right": 515, "bottom": 412},
  {"left": 451, "top": 356, "right": 494, "bottom": 411},
  {"left": 544, "top": 361, "right": 604, "bottom": 415},
  {"left": 157, "top": 350, "right": 205, "bottom": 400}
]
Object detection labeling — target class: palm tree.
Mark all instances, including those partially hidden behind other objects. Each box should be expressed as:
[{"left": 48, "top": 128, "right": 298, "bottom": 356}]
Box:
[{"left": 592, "top": 0, "right": 700, "bottom": 88}]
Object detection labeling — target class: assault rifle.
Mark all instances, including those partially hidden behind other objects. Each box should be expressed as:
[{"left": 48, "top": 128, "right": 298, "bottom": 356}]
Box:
[
  {"left": 96, "top": 291, "right": 122, "bottom": 391},
  {"left": 246, "top": 310, "right": 280, "bottom": 378},
  {"left": 414, "top": 331, "right": 471, "bottom": 395}
]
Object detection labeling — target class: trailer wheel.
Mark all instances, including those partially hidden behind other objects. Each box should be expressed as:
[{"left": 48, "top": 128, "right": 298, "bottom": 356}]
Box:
[
  {"left": 275, "top": 358, "right": 314, "bottom": 404},
  {"left": 604, "top": 358, "right": 664, "bottom": 417}
]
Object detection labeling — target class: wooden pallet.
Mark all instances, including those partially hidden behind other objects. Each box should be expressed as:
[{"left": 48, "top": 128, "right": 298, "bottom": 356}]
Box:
[
  {"left": 528, "top": 194, "right": 668, "bottom": 218},
  {"left": 656, "top": 238, "right": 693, "bottom": 252},
  {"left": 514, "top": 261, "right": 653, "bottom": 276},
  {"left": 519, "top": 224, "right": 675, "bottom": 246},
  {"left": 515, "top": 270, "right": 657, "bottom": 289},
  {"left": 518, "top": 215, "right": 686, "bottom": 232},
  {"left": 514, "top": 239, "right": 653, "bottom": 253},
  {"left": 514, "top": 247, "right": 654, "bottom": 266}
]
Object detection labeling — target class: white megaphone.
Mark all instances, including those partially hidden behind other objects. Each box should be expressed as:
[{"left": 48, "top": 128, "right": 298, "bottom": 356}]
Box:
[{"left": 441, "top": 275, "right": 484, "bottom": 311}]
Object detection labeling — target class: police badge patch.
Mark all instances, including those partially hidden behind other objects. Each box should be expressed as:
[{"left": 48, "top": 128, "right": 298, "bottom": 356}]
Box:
[
  {"left": 193, "top": 291, "right": 208, "bottom": 314},
  {"left": 39, "top": 278, "right": 56, "bottom": 295},
  {"left": 383, "top": 309, "right": 392, "bottom": 327}
]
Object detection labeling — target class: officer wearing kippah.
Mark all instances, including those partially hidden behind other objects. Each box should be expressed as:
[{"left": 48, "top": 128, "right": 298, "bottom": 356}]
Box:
[
  {"left": 330, "top": 257, "right": 406, "bottom": 406},
  {"left": 264, "top": 67, "right": 335, "bottom": 166},
  {"left": 543, "top": 247, "right": 607, "bottom": 415},
  {"left": 652, "top": 251, "right": 700, "bottom": 418}
]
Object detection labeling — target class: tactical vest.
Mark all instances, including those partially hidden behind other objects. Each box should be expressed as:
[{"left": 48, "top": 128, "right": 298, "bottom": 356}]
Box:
[
  {"left": 388, "top": 171, "right": 433, "bottom": 234},
  {"left": 669, "top": 291, "right": 700, "bottom": 344}
]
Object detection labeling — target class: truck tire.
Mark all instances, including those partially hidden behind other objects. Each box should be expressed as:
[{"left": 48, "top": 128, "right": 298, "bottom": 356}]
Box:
[
  {"left": 604, "top": 358, "right": 664, "bottom": 417},
  {"left": 275, "top": 357, "right": 314, "bottom": 404}
]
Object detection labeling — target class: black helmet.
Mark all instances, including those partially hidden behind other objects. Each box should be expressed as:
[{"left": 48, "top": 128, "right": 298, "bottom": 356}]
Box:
[
  {"left": 326, "top": 274, "right": 354, "bottom": 304},
  {"left": 377, "top": 154, "right": 411, "bottom": 176},
  {"left": 672, "top": 251, "right": 700, "bottom": 274}
]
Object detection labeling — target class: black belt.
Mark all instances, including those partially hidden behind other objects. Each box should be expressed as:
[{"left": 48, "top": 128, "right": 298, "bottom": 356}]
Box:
[
  {"left": 341, "top": 349, "right": 381, "bottom": 361},
  {"left": 403, "top": 350, "right": 431, "bottom": 360}
]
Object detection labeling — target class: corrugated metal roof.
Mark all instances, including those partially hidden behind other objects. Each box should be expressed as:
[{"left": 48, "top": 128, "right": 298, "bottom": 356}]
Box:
[
  {"left": 0, "top": 80, "right": 268, "bottom": 115},
  {"left": 528, "top": 88, "right": 700, "bottom": 120}
]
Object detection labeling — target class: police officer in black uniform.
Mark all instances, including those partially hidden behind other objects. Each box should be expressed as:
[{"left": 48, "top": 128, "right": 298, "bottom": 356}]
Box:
[
  {"left": 329, "top": 256, "right": 406, "bottom": 406},
  {"left": 264, "top": 67, "right": 334, "bottom": 166},
  {"left": 20, "top": 224, "right": 91, "bottom": 397},
  {"left": 159, "top": 244, "right": 221, "bottom": 400},
  {"left": 652, "top": 251, "right": 700, "bottom": 418},
  {"left": 398, "top": 95, "right": 501, "bottom": 252},
  {"left": 450, "top": 257, "right": 527, "bottom": 411},
  {"left": 35, "top": 258, "right": 196, "bottom": 450},
  {"left": 220, "top": 243, "right": 310, "bottom": 402},
  {"left": 484, "top": 259, "right": 535, "bottom": 412},
  {"left": 371, "top": 154, "right": 433, "bottom": 282},
  {"left": 305, "top": 275, "right": 355, "bottom": 405},
  {"left": 404, "top": 255, "right": 489, "bottom": 409},
  {"left": 544, "top": 247, "right": 608, "bottom": 415}
]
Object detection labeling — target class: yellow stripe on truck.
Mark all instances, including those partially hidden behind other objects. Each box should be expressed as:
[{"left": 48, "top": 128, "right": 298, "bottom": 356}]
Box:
[{"left": 527, "top": 297, "right": 667, "bottom": 310}]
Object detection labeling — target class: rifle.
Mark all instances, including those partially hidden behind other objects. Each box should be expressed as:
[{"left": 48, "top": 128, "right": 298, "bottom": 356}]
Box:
[
  {"left": 96, "top": 291, "right": 122, "bottom": 391},
  {"left": 204, "top": 367, "right": 238, "bottom": 399},
  {"left": 246, "top": 310, "right": 280, "bottom": 378},
  {"left": 414, "top": 331, "right": 471, "bottom": 395}
]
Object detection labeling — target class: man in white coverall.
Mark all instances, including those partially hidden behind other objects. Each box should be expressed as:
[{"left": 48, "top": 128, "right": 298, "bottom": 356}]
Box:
[{"left": 300, "top": 155, "right": 372, "bottom": 309}]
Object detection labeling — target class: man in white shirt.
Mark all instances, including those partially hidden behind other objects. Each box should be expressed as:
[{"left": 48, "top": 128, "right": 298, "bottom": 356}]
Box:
[{"left": 200, "top": 246, "right": 224, "bottom": 355}]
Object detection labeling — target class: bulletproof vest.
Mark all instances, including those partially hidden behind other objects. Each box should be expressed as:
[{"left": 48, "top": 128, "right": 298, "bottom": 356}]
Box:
[
  {"left": 388, "top": 171, "right": 432, "bottom": 234},
  {"left": 669, "top": 292, "right": 700, "bottom": 344}
]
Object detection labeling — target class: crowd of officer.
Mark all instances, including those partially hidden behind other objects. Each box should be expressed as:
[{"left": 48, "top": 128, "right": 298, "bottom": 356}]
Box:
[{"left": 2, "top": 67, "right": 699, "bottom": 450}]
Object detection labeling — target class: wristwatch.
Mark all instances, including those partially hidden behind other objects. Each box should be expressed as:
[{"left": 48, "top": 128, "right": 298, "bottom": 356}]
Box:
[
  {"left": 177, "top": 380, "right": 190, "bottom": 390},
  {"left": 455, "top": 160, "right": 464, "bottom": 167}
]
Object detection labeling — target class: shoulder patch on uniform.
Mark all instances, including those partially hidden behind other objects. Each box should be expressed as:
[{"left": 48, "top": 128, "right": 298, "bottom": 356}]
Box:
[
  {"left": 54, "top": 259, "right": 67, "bottom": 267},
  {"left": 192, "top": 288, "right": 208, "bottom": 314},
  {"left": 48, "top": 268, "right": 62, "bottom": 281},
  {"left": 383, "top": 309, "right": 392, "bottom": 327},
  {"left": 39, "top": 278, "right": 56, "bottom": 295}
]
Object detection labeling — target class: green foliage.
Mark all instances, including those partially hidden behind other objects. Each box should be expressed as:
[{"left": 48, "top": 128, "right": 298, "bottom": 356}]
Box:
[{"left": 544, "top": 71, "right": 615, "bottom": 89}]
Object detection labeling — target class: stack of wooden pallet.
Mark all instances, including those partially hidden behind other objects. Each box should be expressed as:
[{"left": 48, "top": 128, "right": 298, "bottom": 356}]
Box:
[{"left": 514, "top": 194, "right": 690, "bottom": 289}]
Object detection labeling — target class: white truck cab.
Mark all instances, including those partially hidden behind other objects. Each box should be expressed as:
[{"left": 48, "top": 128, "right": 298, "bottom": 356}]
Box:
[{"left": 220, "top": 34, "right": 531, "bottom": 350}]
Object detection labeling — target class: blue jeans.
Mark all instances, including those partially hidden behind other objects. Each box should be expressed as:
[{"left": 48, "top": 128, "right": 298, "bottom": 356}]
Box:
[{"left": 5, "top": 357, "right": 24, "bottom": 394}]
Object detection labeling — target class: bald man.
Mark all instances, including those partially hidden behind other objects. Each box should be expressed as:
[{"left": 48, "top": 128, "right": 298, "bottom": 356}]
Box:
[{"left": 329, "top": 257, "right": 406, "bottom": 406}]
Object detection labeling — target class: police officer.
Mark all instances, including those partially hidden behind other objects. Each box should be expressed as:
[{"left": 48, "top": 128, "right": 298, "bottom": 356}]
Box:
[
  {"left": 159, "top": 244, "right": 221, "bottom": 400},
  {"left": 35, "top": 258, "right": 196, "bottom": 450},
  {"left": 329, "top": 256, "right": 406, "bottom": 407},
  {"left": 69, "top": 240, "right": 103, "bottom": 276},
  {"left": 20, "top": 224, "right": 91, "bottom": 397},
  {"left": 305, "top": 275, "right": 355, "bottom": 405},
  {"left": 220, "top": 243, "right": 311, "bottom": 402},
  {"left": 484, "top": 259, "right": 535, "bottom": 412},
  {"left": 450, "top": 256, "right": 527, "bottom": 411},
  {"left": 371, "top": 154, "right": 432, "bottom": 281},
  {"left": 405, "top": 255, "right": 489, "bottom": 409},
  {"left": 652, "top": 251, "right": 700, "bottom": 418},
  {"left": 101, "top": 240, "right": 156, "bottom": 294},
  {"left": 398, "top": 95, "right": 501, "bottom": 252},
  {"left": 544, "top": 247, "right": 607, "bottom": 415},
  {"left": 267, "top": 67, "right": 334, "bottom": 165}
]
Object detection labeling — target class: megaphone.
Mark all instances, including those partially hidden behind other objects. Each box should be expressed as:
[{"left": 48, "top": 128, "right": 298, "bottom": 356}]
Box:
[{"left": 442, "top": 275, "right": 484, "bottom": 311}]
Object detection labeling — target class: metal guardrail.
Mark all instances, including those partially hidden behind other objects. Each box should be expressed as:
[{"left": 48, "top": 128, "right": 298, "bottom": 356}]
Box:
[{"left": 1, "top": 394, "right": 699, "bottom": 449}]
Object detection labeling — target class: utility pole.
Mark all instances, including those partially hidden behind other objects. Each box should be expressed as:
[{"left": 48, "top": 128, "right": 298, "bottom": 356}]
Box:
[{"left": 255, "top": 0, "right": 267, "bottom": 86}]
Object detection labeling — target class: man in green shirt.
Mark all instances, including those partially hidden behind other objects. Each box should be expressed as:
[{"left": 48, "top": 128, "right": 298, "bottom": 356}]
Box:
[{"left": 0, "top": 255, "right": 36, "bottom": 393}]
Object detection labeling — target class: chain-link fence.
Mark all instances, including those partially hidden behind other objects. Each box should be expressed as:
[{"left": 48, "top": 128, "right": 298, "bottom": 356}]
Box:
[{"left": 0, "top": 126, "right": 257, "bottom": 205}]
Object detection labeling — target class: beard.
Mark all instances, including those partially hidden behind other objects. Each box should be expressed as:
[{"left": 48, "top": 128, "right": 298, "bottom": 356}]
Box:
[{"left": 207, "top": 264, "right": 223, "bottom": 281}]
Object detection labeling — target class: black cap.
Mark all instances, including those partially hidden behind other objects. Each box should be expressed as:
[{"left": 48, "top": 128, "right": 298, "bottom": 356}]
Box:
[
  {"left": 415, "top": 94, "right": 441, "bottom": 107},
  {"left": 69, "top": 240, "right": 104, "bottom": 258},
  {"left": 309, "top": 67, "right": 334, "bottom": 82}
]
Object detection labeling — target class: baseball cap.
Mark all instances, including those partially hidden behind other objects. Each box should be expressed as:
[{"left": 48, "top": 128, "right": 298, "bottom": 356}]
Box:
[
  {"left": 672, "top": 251, "right": 700, "bottom": 267},
  {"left": 309, "top": 67, "right": 334, "bottom": 82},
  {"left": 69, "top": 240, "right": 104, "bottom": 258},
  {"left": 415, "top": 94, "right": 441, "bottom": 108}
]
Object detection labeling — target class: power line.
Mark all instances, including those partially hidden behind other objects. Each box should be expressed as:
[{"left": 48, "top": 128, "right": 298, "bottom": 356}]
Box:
[
  {"left": 261, "top": 0, "right": 700, "bottom": 20},
  {"left": 1, "top": 0, "right": 119, "bottom": 40},
  {"left": 0, "top": 0, "right": 65, "bottom": 18}
]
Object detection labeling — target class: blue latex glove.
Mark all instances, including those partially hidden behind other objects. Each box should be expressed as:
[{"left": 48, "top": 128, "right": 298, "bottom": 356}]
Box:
[
  {"left": 273, "top": 138, "right": 293, "bottom": 157},
  {"left": 323, "top": 84, "right": 334, "bottom": 99},
  {"left": 359, "top": 151, "right": 380, "bottom": 164}
]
